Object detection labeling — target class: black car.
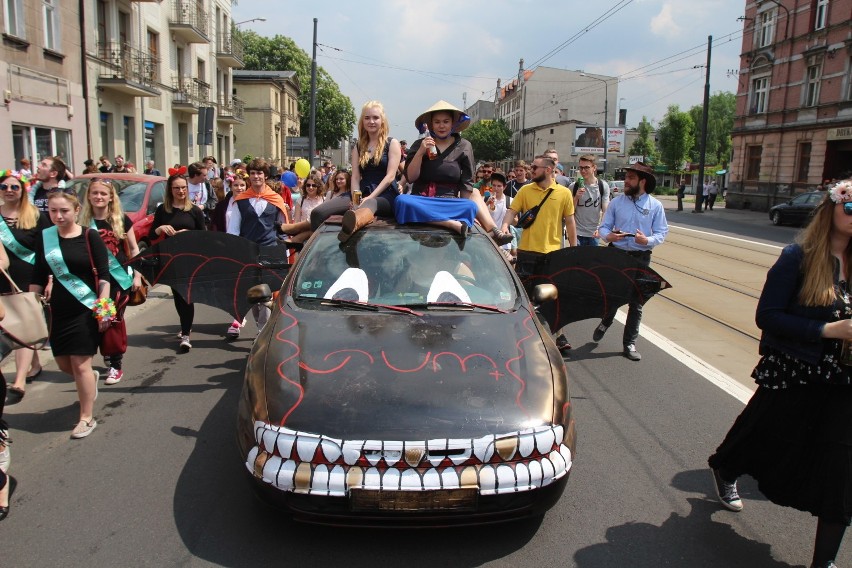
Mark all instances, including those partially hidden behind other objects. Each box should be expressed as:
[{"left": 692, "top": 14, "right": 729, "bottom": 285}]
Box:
[
  {"left": 768, "top": 191, "right": 823, "bottom": 226},
  {"left": 237, "top": 221, "right": 576, "bottom": 525}
]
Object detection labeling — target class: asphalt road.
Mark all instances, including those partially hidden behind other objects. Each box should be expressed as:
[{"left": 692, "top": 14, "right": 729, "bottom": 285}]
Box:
[{"left": 2, "top": 206, "right": 842, "bottom": 568}]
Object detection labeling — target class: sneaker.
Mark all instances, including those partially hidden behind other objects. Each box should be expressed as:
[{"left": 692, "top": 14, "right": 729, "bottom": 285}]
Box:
[
  {"left": 555, "top": 334, "right": 572, "bottom": 352},
  {"left": 592, "top": 322, "right": 610, "bottom": 342},
  {"left": 179, "top": 335, "right": 192, "bottom": 351},
  {"left": 710, "top": 468, "right": 743, "bottom": 512},
  {"left": 491, "top": 229, "right": 514, "bottom": 246},
  {"left": 104, "top": 368, "right": 123, "bottom": 385},
  {"left": 226, "top": 322, "right": 241, "bottom": 339},
  {"left": 71, "top": 419, "right": 97, "bottom": 439},
  {"left": 623, "top": 344, "right": 642, "bottom": 361},
  {"left": 93, "top": 370, "right": 99, "bottom": 400}
]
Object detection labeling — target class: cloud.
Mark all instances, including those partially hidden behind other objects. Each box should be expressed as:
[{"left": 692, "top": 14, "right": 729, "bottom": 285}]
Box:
[{"left": 651, "top": 3, "right": 681, "bottom": 36}]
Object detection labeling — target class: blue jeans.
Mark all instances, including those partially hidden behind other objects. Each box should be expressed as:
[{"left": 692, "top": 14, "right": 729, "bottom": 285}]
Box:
[{"left": 577, "top": 236, "right": 600, "bottom": 247}]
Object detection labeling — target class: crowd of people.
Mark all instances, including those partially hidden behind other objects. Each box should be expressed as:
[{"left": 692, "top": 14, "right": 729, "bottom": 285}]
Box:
[{"left": 0, "top": 102, "right": 851, "bottom": 568}]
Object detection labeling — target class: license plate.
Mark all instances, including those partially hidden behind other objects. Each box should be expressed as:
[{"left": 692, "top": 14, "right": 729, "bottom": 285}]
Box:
[{"left": 350, "top": 489, "right": 478, "bottom": 512}]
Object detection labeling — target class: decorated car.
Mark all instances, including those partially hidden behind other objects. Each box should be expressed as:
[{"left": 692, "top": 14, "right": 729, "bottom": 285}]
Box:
[{"left": 236, "top": 220, "right": 576, "bottom": 525}]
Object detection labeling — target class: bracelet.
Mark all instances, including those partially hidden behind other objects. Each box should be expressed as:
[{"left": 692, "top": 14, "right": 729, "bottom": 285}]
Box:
[{"left": 92, "top": 297, "right": 116, "bottom": 322}]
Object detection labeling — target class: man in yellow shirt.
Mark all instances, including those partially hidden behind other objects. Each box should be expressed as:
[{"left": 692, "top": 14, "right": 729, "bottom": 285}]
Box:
[{"left": 501, "top": 154, "right": 577, "bottom": 351}]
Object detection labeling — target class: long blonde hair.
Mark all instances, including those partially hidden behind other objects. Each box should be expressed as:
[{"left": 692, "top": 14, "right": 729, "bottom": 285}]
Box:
[
  {"left": 0, "top": 173, "right": 40, "bottom": 230},
  {"left": 357, "top": 101, "right": 389, "bottom": 170},
  {"left": 80, "top": 179, "right": 127, "bottom": 239},
  {"left": 798, "top": 191, "right": 852, "bottom": 306}
]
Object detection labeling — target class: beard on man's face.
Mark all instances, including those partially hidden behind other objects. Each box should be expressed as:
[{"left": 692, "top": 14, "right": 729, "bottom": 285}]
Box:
[
  {"left": 624, "top": 180, "right": 640, "bottom": 197},
  {"left": 532, "top": 171, "right": 547, "bottom": 184}
]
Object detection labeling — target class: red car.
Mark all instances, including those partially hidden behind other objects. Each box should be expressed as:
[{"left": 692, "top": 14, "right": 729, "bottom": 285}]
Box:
[{"left": 66, "top": 173, "right": 167, "bottom": 249}]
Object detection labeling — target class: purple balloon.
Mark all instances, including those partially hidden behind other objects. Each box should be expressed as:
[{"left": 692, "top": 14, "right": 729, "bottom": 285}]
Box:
[{"left": 281, "top": 171, "right": 298, "bottom": 188}]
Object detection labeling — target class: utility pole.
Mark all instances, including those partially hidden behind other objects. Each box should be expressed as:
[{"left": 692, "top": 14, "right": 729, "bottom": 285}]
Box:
[
  {"left": 309, "top": 18, "right": 318, "bottom": 165},
  {"left": 694, "top": 35, "right": 712, "bottom": 213}
]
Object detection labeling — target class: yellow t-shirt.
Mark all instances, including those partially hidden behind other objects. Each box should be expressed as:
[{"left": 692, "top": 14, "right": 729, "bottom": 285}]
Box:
[{"left": 513, "top": 181, "right": 574, "bottom": 253}]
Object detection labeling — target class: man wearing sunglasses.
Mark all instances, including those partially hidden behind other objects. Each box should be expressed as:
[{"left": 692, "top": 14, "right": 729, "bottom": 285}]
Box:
[
  {"left": 31, "top": 156, "right": 69, "bottom": 212},
  {"left": 596, "top": 161, "right": 669, "bottom": 361}
]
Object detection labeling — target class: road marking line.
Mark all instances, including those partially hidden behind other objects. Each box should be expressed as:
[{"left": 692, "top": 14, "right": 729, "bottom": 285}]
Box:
[
  {"left": 669, "top": 225, "right": 783, "bottom": 249},
  {"left": 615, "top": 311, "right": 754, "bottom": 404}
]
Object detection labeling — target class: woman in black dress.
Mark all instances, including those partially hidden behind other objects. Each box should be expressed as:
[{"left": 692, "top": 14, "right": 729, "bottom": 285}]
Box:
[
  {"left": 708, "top": 180, "right": 852, "bottom": 568},
  {"left": 80, "top": 178, "right": 143, "bottom": 385},
  {"left": 31, "top": 191, "right": 110, "bottom": 439},
  {"left": 148, "top": 170, "right": 206, "bottom": 351},
  {"left": 0, "top": 170, "right": 50, "bottom": 399}
]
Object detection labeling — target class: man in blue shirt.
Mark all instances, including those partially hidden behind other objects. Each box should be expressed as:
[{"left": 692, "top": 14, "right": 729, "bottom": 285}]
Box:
[{"left": 595, "top": 162, "right": 668, "bottom": 361}]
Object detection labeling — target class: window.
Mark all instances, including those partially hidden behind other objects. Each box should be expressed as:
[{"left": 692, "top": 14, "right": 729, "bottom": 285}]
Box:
[
  {"left": 4, "top": 0, "right": 26, "bottom": 38},
  {"left": 796, "top": 142, "right": 811, "bottom": 183},
  {"left": 746, "top": 145, "right": 762, "bottom": 180},
  {"left": 814, "top": 0, "right": 828, "bottom": 30},
  {"left": 757, "top": 9, "right": 776, "bottom": 47},
  {"left": 805, "top": 64, "right": 821, "bottom": 107},
  {"left": 750, "top": 76, "right": 770, "bottom": 114},
  {"left": 147, "top": 29, "right": 159, "bottom": 81},
  {"left": 43, "top": 0, "right": 60, "bottom": 50}
]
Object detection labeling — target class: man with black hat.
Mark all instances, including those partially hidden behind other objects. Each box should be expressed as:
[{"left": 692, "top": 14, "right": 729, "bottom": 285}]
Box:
[{"left": 594, "top": 162, "right": 669, "bottom": 361}]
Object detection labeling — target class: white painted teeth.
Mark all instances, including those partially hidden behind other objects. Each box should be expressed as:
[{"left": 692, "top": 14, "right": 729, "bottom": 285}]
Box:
[{"left": 245, "top": 424, "right": 574, "bottom": 497}]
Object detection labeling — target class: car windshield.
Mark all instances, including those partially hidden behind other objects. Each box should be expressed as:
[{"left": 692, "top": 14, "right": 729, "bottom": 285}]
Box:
[
  {"left": 293, "top": 227, "right": 519, "bottom": 310},
  {"left": 66, "top": 178, "right": 149, "bottom": 214}
]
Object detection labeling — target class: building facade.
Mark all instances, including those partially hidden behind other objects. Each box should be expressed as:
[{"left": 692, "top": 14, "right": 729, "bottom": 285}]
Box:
[
  {"left": 727, "top": 0, "right": 852, "bottom": 210},
  {"left": 232, "top": 70, "right": 300, "bottom": 167},
  {"left": 464, "top": 99, "right": 495, "bottom": 125},
  {"left": 1, "top": 0, "right": 247, "bottom": 175}
]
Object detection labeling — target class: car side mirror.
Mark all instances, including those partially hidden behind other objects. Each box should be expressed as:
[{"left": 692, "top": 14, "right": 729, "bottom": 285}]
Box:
[
  {"left": 247, "top": 283, "right": 273, "bottom": 305},
  {"left": 532, "top": 283, "right": 558, "bottom": 304}
]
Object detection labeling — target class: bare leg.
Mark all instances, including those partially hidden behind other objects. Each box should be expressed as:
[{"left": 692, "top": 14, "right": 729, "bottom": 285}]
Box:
[
  {"left": 465, "top": 189, "right": 497, "bottom": 231},
  {"left": 11, "top": 349, "right": 37, "bottom": 391},
  {"left": 280, "top": 220, "right": 311, "bottom": 235},
  {"left": 66, "top": 355, "right": 97, "bottom": 422}
]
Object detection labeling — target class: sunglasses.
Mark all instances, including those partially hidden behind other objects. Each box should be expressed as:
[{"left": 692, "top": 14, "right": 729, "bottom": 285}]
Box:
[
  {"left": 844, "top": 202, "right": 852, "bottom": 215},
  {"left": 48, "top": 187, "right": 77, "bottom": 196},
  {"left": 304, "top": 183, "right": 318, "bottom": 188},
  {"left": 0, "top": 183, "right": 21, "bottom": 191}
]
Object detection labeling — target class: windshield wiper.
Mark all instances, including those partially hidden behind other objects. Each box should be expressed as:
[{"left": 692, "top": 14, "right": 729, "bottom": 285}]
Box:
[
  {"left": 297, "top": 297, "right": 422, "bottom": 315},
  {"left": 409, "top": 302, "right": 508, "bottom": 313}
]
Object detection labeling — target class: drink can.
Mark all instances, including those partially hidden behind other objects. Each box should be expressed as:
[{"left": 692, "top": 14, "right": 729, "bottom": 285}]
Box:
[{"left": 352, "top": 189, "right": 362, "bottom": 206}]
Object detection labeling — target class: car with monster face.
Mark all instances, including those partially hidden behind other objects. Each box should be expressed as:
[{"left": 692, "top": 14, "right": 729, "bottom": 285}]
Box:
[{"left": 237, "top": 220, "right": 576, "bottom": 525}]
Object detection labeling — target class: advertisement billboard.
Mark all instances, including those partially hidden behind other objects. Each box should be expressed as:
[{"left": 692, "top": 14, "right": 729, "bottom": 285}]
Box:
[{"left": 574, "top": 125, "right": 626, "bottom": 155}]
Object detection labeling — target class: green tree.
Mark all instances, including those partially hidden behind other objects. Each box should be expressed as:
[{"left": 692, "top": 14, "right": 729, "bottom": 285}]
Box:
[
  {"left": 688, "top": 91, "right": 735, "bottom": 167},
  {"left": 656, "top": 104, "right": 695, "bottom": 173},
  {"left": 627, "top": 116, "right": 658, "bottom": 163},
  {"left": 237, "top": 30, "right": 356, "bottom": 150},
  {"left": 461, "top": 119, "right": 513, "bottom": 162}
]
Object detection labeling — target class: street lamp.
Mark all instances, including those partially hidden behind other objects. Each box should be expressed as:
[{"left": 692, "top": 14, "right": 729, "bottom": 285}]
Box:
[
  {"left": 580, "top": 73, "right": 608, "bottom": 175},
  {"left": 234, "top": 17, "right": 266, "bottom": 27}
]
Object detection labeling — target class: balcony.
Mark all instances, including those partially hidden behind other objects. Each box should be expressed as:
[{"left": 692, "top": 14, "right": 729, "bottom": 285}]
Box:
[
  {"left": 96, "top": 41, "right": 160, "bottom": 97},
  {"left": 169, "top": 0, "right": 210, "bottom": 44},
  {"left": 217, "top": 95, "right": 245, "bottom": 124},
  {"left": 216, "top": 31, "right": 244, "bottom": 69},
  {"left": 172, "top": 77, "right": 210, "bottom": 113}
]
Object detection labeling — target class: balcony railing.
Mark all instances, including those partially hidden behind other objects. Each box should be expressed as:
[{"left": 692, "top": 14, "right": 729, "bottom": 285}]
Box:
[
  {"left": 172, "top": 77, "right": 210, "bottom": 110},
  {"left": 217, "top": 95, "right": 245, "bottom": 123},
  {"left": 169, "top": 0, "right": 210, "bottom": 43},
  {"left": 216, "top": 31, "right": 244, "bottom": 68},
  {"left": 96, "top": 41, "right": 160, "bottom": 96}
]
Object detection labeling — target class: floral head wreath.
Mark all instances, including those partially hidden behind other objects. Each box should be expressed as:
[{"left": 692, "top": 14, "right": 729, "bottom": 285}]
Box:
[
  {"left": 0, "top": 169, "right": 30, "bottom": 188},
  {"left": 168, "top": 165, "right": 188, "bottom": 176},
  {"left": 829, "top": 180, "right": 852, "bottom": 204}
]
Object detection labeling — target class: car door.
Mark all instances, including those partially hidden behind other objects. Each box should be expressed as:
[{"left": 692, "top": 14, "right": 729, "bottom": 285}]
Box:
[{"left": 788, "top": 193, "right": 812, "bottom": 224}]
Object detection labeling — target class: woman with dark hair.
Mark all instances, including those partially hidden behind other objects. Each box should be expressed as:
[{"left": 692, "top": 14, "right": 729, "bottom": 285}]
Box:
[
  {"left": 31, "top": 191, "right": 110, "bottom": 439},
  {"left": 709, "top": 179, "right": 852, "bottom": 568},
  {"left": 0, "top": 169, "right": 50, "bottom": 399},
  {"left": 149, "top": 168, "right": 206, "bottom": 351}
]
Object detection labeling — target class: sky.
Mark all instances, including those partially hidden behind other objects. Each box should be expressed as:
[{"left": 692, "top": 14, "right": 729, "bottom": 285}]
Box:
[{"left": 231, "top": 0, "right": 748, "bottom": 140}]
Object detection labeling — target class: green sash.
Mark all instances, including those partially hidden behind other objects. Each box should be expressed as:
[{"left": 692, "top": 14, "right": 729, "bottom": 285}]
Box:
[
  {"left": 0, "top": 216, "right": 35, "bottom": 264},
  {"left": 89, "top": 220, "right": 133, "bottom": 290},
  {"left": 43, "top": 226, "right": 97, "bottom": 307}
]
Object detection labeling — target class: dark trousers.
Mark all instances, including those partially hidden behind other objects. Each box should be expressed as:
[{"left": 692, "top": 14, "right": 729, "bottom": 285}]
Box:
[
  {"left": 602, "top": 250, "right": 651, "bottom": 347},
  {"left": 707, "top": 194, "right": 717, "bottom": 210},
  {"left": 172, "top": 288, "right": 194, "bottom": 335},
  {"left": 676, "top": 194, "right": 684, "bottom": 211}
]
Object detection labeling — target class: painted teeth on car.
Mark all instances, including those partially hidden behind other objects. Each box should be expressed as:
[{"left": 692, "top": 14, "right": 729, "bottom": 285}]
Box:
[{"left": 247, "top": 421, "right": 572, "bottom": 496}]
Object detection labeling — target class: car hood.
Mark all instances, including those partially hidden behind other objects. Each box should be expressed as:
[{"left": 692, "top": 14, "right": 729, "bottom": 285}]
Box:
[{"left": 245, "top": 303, "right": 563, "bottom": 441}]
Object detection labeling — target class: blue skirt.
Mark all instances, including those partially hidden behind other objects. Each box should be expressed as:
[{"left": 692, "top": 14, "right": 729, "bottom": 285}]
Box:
[{"left": 394, "top": 195, "right": 477, "bottom": 227}]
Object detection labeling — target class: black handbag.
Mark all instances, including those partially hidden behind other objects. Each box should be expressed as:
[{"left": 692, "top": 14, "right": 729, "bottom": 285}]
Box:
[{"left": 516, "top": 187, "right": 556, "bottom": 229}]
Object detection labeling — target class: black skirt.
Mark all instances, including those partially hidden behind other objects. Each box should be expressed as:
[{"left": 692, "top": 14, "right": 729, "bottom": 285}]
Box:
[{"left": 709, "top": 382, "right": 852, "bottom": 525}]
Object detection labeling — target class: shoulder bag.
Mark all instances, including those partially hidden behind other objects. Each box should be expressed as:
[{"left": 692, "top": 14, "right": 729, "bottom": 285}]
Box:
[
  {"left": 0, "top": 267, "right": 50, "bottom": 350},
  {"left": 516, "top": 187, "right": 556, "bottom": 229}
]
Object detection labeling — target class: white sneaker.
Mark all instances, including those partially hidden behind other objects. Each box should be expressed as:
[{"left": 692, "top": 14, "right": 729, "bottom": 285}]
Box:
[
  {"left": 104, "top": 367, "right": 123, "bottom": 385},
  {"left": 226, "top": 322, "right": 241, "bottom": 339},
  {"left": 71, "top": 419, "right": 97, "bottom": 439},
  {"left": 179, "top": 335, "right": 192, "bottom": 351}
]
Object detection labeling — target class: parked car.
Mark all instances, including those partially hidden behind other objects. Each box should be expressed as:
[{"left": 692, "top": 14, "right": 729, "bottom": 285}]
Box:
[
  {"left": 66, "top": 173, "right": 167, "bottom": 248},
  {"left": 768, "top": 190, "right": 823, "bottom": 226},
  {"left": 238, "top": 221, "right": 576, "bottom": 525},
  {"left": 610, "top": 180, "right": 624, "bottom": 194}
]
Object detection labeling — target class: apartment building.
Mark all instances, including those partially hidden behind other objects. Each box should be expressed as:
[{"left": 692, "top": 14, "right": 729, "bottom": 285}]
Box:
[
  {"left": 232, "top": 70, "right": 300, "bottom": 167},
  {"left": 727, "top": 0, "right": 852, "bottom": 210}
]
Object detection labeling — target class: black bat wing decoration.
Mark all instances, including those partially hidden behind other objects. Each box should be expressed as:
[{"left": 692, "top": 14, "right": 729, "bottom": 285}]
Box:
[
  {"left": 521, "top": 246, "right": 672, "bottom": 333},
  {"left": 132, "top": 231, "right": 294, "bottom": 320}
]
